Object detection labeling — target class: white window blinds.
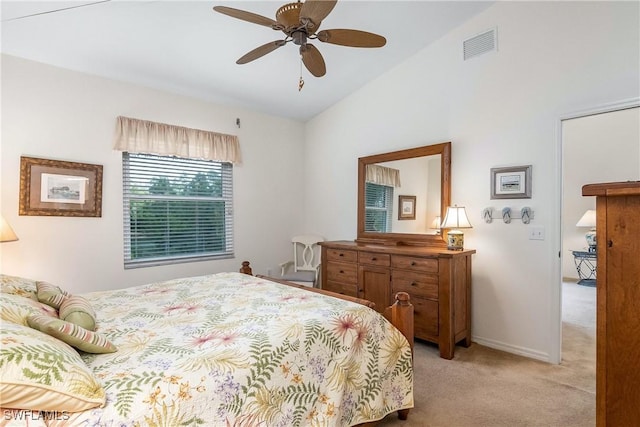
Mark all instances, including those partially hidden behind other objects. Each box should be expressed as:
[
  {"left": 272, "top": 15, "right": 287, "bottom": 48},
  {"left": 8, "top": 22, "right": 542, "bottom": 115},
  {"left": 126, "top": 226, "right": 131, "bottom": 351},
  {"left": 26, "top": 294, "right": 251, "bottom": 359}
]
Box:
[{"left": 122, "top": 153, "right": 234, "bottom": 268}]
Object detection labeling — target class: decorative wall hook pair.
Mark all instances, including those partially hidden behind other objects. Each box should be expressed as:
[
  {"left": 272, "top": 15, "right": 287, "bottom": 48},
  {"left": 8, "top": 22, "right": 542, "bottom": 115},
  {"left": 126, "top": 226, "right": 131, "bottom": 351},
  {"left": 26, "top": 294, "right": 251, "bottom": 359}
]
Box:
[{"left": 482, "top": 207, "right": 533, "bottom": 224}]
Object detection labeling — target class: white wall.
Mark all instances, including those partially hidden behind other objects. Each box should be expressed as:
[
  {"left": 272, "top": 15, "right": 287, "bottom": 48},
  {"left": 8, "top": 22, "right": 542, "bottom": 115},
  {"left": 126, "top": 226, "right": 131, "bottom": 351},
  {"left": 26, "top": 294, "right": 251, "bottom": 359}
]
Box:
[
  {"left": 0, "top": 55, "right": 306, "bottom": 293},
  {"left": 304, "top": 2, "right": 639, "bottom": 362},
  {"left": 562, "top": 107, "right": 640, "bottom": 279}
]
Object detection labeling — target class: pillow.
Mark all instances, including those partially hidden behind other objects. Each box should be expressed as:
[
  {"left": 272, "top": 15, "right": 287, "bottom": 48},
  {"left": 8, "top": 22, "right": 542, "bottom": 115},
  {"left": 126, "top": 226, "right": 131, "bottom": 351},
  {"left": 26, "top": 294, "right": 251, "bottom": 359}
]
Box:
[
  {"left": 0, "top": 321, "right": 106, "bottom": 412},
  {"left": 36, "top": 281, "right": 69, "bottom": 309},
  {"left": 27, "top": 314, "right": 117, "bottom": 354},
  {"left": 0, "top": 293, "right": 58, "bottom": 326},
  {"left": 0, "top": 274, "right": 38, "bottom": 300},
  {"left": 59, "top": 295, "right": 97, "bottom": 331}
]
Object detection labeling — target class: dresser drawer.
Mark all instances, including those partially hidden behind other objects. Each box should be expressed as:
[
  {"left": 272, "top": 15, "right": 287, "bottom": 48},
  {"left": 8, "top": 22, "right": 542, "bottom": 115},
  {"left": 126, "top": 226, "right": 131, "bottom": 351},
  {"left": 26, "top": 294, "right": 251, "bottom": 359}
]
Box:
[
  {"left": 391, "top": 255, "right": 438, "bottom": 273},
  {"left": 392, "top": 270, "right": 439, "bottom": 299},
  {"left": 359, "top": 251, "right": 390, "bottom": 267},
  {"left": 413, "top": 296, "right": 439, "bottom": 340},
  {"left": 324, "top": 280, "right": 358, "bottom": 297},
  {"left": 326, "top": 262, "right": 358, "bottom": 284},
  {"left": 326, "top": 248, "right": 358, "bottom": 263}
]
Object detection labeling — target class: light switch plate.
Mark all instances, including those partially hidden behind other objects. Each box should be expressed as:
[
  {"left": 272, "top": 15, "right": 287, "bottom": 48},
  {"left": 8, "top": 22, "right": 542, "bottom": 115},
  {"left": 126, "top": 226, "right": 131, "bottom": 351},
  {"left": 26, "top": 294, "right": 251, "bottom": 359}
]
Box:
[{"left": 529, "top": 226, "right": 545, "bottom": 240}]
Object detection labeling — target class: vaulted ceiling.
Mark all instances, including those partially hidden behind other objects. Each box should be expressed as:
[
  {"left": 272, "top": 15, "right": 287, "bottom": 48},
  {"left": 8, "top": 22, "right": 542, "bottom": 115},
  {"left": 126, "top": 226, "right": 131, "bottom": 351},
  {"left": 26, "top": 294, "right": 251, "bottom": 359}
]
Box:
[{"left": 1, "top": 1, "right": 493, "bottom": 121}]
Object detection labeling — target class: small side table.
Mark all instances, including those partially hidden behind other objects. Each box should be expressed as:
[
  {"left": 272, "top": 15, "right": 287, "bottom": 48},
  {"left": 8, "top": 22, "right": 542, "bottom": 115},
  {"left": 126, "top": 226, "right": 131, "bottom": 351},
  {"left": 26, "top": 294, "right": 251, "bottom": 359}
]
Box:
[{"left": 571, "top": 250, "right": 597, "bottom": 286}]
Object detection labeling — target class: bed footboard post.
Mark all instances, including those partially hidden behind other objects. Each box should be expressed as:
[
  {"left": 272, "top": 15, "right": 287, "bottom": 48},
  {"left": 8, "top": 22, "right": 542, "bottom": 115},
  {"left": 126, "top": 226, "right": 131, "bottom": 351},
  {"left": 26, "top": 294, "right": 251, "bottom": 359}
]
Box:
[
  {"left": 385, "top": 292, "right": 414, "bottom": 353},
  {"left": 240, "top": 261, "right": 253, "bottom": 275}
]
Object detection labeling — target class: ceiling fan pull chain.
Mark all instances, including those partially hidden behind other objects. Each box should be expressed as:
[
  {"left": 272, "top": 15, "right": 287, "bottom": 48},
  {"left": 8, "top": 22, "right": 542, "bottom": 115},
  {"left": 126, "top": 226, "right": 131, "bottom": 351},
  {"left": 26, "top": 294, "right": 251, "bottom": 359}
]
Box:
[{"left": 298, "top": 57, "right": 305, "bottom": 91}]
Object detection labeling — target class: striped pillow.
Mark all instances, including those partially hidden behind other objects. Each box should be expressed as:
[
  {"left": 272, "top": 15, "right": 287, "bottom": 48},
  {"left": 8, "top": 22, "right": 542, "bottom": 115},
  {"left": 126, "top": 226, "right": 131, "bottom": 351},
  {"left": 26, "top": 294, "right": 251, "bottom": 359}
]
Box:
[
  {"left": 36, "top": 281, "right": 69, "bottom": 309},
  {"left": 27, "top": 314, "right": 117, "bottom": 354},
  {"left": 59, "top": 295, "right": 97, "bottom": 331}
]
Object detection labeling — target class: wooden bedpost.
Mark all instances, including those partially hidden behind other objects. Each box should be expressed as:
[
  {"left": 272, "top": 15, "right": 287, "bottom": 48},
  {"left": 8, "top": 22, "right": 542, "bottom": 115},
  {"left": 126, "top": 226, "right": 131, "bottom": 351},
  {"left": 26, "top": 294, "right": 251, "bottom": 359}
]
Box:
[
  {"left": 385, "top": 292, "right": 413, "bottom": 422},
  {"left": 239, "top": 261, "right": 253, "bottom": 275},
  {"left": 384, "top": 292, "right": 414, "bottom": 353}
]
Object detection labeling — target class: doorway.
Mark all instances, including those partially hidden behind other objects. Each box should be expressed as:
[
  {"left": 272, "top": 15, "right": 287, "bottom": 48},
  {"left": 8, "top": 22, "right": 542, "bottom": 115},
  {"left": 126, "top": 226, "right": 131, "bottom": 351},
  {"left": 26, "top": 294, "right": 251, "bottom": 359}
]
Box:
[{"left": 558, "top": 102, "right": 640, "bottom": 368}]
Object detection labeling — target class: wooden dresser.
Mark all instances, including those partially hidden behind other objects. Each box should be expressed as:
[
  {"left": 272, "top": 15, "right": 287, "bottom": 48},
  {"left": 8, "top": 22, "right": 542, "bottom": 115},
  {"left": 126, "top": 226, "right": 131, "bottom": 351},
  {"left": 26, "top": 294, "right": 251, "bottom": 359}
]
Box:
[
  {"left": 319, "top": 240, "right": 475, "bottom": 359},
  {"left": 583, "top": 181, "right": 640, "bottom": 427}
]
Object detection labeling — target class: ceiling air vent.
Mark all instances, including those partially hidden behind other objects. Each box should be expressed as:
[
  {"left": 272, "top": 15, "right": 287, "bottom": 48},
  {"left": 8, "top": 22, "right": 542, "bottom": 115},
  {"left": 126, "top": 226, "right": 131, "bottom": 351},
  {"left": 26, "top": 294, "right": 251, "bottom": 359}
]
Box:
[{"left": 463, "top": 28, "right": 497, "bottom": 61}]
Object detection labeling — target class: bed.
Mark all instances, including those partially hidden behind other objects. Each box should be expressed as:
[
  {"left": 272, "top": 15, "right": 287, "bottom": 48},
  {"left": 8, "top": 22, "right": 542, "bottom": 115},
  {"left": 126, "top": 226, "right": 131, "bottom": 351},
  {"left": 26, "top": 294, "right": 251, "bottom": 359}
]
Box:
[{"left": 0, "top": 264, "right": 414, "bottom": 426}]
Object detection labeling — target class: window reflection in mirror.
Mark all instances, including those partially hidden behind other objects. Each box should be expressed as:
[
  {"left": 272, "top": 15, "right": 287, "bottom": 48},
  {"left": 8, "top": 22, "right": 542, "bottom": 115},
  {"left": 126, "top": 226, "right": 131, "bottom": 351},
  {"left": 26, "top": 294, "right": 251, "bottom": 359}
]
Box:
[{"left": 364, "top": 155, "right": 442, "bottom": 234}]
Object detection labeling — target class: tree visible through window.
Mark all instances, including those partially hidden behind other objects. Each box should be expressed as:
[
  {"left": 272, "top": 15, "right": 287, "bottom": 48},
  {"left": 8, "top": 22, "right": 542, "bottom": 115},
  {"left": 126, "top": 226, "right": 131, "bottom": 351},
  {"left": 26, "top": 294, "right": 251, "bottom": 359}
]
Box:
[
  {"left": 122, "top": 153, "right": 234, "bottom": 268},
  {"left": 365, "top": 182, "right": 393, "bottom": 232}
]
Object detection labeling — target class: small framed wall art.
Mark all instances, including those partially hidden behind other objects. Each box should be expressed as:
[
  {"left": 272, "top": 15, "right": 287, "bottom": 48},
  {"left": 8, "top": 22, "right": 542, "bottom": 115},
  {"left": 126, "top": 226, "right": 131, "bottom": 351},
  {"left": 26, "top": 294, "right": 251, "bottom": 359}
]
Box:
[
  {"left": 19, "top": 156, "right": 103, "bottom": 217},
  {"left": 490, "top": 165, "right": 532, "bottom": 199},
  {"left": 398, "top": 195, "right": 416, "bottom": 220}
]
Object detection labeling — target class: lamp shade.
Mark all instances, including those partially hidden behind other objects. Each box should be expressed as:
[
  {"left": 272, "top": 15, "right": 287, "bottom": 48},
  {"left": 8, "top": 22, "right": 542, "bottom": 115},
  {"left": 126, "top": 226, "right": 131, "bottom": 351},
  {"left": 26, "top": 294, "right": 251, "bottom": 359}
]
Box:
[
  {"left": 576, "top": 210, "right": 596, "bottom": 228},
  {"left": 0, "top": 215, "right": 18, "bottom": 242},
  {"left": 441, "top": 206, "right": 472, "bottom": 229},
  {"left": 430, "top": 216, "right": 441, "bottom": 230}
]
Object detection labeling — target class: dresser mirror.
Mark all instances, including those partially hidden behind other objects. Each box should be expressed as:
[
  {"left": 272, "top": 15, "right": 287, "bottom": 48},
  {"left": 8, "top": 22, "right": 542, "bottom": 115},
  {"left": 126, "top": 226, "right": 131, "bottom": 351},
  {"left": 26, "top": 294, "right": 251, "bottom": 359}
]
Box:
[{"left": 357, "top": 142, "right": 451, "bottom": 246}]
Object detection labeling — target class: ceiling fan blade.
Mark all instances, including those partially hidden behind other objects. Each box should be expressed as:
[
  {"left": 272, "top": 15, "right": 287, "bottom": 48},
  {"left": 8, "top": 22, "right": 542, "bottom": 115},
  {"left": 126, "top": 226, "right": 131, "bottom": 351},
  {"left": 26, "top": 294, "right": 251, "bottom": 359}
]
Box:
[
  {"left": 237, "top": 40, "right": 286, "bottom": 64},
  {"left": 317, "top": 29, "right": 386, "bottom": 48},
  {"left": 300, "top": 0, "right": 337, "bottom": 29},
  {"left": 300, "top": 43, "right": 326, "bottom": 77},
  {"left": 213, "top": 6, "right": 279, "bottom": 29}
]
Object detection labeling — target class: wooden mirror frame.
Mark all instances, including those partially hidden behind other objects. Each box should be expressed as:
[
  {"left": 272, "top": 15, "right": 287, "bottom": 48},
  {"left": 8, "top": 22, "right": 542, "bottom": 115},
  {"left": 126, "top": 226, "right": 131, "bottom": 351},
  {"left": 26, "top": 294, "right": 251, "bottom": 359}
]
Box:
[{"left": 357, "top": 142, "right": 451, "bottom": 247}]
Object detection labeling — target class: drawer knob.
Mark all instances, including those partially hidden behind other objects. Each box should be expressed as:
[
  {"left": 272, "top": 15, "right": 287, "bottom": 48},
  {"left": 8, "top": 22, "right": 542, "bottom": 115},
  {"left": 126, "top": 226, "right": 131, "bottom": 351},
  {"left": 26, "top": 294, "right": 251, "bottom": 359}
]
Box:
[
  {"left": 339, "top": 253, "right": 344, "bottom": 257},
  {"left": 411, "top": 261, "right": 416, "bottom": 266},
  {"left": 411, "top": 282, "right": 417, "bottom": 287},
  {"left": 371, "top": 257, "right": 377, "bottom": 261},
  {"left": 339, "top": 270, "right": 344, "bottom": 274}
]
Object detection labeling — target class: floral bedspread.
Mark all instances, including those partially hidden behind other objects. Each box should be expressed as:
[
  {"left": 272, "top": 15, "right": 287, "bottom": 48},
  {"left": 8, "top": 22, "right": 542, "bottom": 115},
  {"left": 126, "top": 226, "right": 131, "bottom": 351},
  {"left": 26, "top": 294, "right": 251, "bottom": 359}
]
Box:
[{"left": 52, "top": 272, "right": 413, "bottom": 426}]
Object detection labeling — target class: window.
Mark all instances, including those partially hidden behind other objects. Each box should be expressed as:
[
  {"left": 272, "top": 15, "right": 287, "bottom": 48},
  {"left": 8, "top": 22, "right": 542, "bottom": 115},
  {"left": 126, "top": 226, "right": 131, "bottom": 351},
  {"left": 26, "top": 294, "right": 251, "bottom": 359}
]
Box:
[
  {"left": 364, "top": 182, "right": 393, "bottom": 232},
  {"left": 122, "top": 153, "right": 233, "bottom": 268}
]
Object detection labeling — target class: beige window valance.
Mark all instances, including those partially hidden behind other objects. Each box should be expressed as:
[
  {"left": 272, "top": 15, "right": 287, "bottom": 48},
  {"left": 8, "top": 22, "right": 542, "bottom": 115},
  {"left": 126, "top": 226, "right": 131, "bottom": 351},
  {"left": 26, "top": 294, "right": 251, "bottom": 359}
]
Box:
[
  {"left": 366, "top": 164, "right": 401, "bottom": 187},
  {"left": 113, "top": 116, "right": 241, "bottom": 164}
]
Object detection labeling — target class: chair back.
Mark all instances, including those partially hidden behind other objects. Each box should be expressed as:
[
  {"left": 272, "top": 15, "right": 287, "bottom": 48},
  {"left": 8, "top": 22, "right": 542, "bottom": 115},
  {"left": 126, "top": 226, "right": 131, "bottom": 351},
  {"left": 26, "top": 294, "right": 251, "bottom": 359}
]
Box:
[{"left": 292, "top": 235, "right": 324, "bottom": 275}]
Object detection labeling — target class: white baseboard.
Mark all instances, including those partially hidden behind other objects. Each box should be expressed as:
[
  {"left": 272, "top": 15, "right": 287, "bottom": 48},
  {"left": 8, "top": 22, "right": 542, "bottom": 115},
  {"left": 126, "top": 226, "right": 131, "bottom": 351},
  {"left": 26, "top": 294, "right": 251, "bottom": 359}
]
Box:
[{"left": 472, "top": 335, "right": 552, "bottom": 363}]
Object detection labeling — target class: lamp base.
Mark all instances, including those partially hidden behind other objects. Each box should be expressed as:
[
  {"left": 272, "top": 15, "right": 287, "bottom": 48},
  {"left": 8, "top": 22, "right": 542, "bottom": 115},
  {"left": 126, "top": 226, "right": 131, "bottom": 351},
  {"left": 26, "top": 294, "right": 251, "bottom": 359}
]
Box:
[
  {"left": 446, "top": 230, "right": 464, "bottom": 251},
  {"left": 585, "top": 229, "right": 596, "bottom": 252}
]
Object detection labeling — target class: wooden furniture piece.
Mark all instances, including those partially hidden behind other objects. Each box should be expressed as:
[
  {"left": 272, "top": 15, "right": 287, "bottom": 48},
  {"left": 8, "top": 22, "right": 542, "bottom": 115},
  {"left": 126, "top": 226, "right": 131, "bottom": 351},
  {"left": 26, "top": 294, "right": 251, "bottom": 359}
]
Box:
[
  {"left": 582, "top": 181, "right": 640, "bottom": 427},
  {"left": 320, "top": 240, "right": 474, "bottom": 359}
]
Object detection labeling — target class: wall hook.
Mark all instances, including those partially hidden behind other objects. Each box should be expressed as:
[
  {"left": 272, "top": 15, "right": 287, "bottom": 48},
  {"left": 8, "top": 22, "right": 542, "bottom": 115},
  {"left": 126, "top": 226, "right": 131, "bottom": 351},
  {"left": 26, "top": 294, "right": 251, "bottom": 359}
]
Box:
[
  {"left": 502, "top": 207, "right": 512, "bottom": 224},
  {"left": 521, "top": 207, "right": 532, "bottom": 224},
  {"left": 482, "top": 207, "right": 493, "bottom": 223}
]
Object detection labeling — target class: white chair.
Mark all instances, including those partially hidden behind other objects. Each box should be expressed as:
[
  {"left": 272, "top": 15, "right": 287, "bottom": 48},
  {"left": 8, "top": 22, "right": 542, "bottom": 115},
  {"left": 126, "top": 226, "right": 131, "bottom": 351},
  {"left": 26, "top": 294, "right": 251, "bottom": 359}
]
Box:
[{"left": 278, "top": 235, "right": 324, "bottom": 287}]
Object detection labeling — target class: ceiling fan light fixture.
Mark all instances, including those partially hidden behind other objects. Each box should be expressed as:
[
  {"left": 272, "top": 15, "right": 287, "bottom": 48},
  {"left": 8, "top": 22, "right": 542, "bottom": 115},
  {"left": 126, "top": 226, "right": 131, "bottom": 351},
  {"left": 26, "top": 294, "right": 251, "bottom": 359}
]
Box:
[{"left": 276, "top": 2, "right": 302, "bottom": 28}]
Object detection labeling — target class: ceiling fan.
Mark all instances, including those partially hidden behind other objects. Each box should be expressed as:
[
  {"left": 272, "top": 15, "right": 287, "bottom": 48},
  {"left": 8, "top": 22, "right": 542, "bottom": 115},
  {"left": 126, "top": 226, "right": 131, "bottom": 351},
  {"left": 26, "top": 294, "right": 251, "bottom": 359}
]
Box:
[{"left": 213, "top": 0, "right": 386, "bottom": 78}]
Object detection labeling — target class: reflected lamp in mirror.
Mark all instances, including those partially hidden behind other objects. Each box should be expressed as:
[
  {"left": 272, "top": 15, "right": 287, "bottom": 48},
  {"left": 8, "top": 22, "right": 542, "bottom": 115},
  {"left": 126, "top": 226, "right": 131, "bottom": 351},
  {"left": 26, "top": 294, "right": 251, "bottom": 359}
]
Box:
[
  {"left": 441, "top": 206, "right": 472, "bottom": 251},
  {"left": 430, "top": 216, "right": 441, "bottom": 235},
  {"left": 0, "top": 215, "right": 18, "bottom": 243},
  {"left": 576, "top": 209, "right": 596, "bottom": 252}
]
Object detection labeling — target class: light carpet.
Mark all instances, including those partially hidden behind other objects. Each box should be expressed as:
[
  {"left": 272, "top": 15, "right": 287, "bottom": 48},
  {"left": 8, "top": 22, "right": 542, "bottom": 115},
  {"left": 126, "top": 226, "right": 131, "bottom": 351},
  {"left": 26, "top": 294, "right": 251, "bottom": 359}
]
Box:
[{"left": 377, "top": 281, "right": 596, "bottom": 427}]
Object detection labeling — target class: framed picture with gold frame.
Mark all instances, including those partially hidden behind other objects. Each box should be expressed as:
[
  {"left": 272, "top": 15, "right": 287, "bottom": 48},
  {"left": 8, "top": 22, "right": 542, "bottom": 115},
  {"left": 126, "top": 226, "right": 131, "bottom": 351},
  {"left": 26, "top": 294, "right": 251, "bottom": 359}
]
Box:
[
  {"left": 19, "top": 156, "right": 103, "bottom": 217},
  {"left": 398, "top": 195, "right": 416, "bottom": 220}
]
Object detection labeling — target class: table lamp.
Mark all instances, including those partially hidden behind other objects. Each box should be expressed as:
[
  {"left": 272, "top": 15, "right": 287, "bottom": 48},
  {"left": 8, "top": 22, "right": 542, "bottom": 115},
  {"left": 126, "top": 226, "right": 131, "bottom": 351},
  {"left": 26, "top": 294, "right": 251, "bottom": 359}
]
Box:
[
  {"left": 430, "top": 216, "right": 441, "bottom": 235},
  {"left": 441, "top": 205, "right": 472, "bottom": 251},
  {"left": 0, "top": 215, "right": 18, "bottom": 242},
  {"left": 576, "top": 209, "right": 596, "bottom": 252}
]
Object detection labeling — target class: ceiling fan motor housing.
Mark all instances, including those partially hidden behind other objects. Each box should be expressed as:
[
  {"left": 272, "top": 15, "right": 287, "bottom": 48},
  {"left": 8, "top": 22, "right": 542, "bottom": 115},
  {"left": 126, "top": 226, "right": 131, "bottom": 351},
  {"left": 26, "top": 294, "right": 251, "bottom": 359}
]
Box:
[{"left": 276, "top": 2, "right": 302, "bottom": 29}]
